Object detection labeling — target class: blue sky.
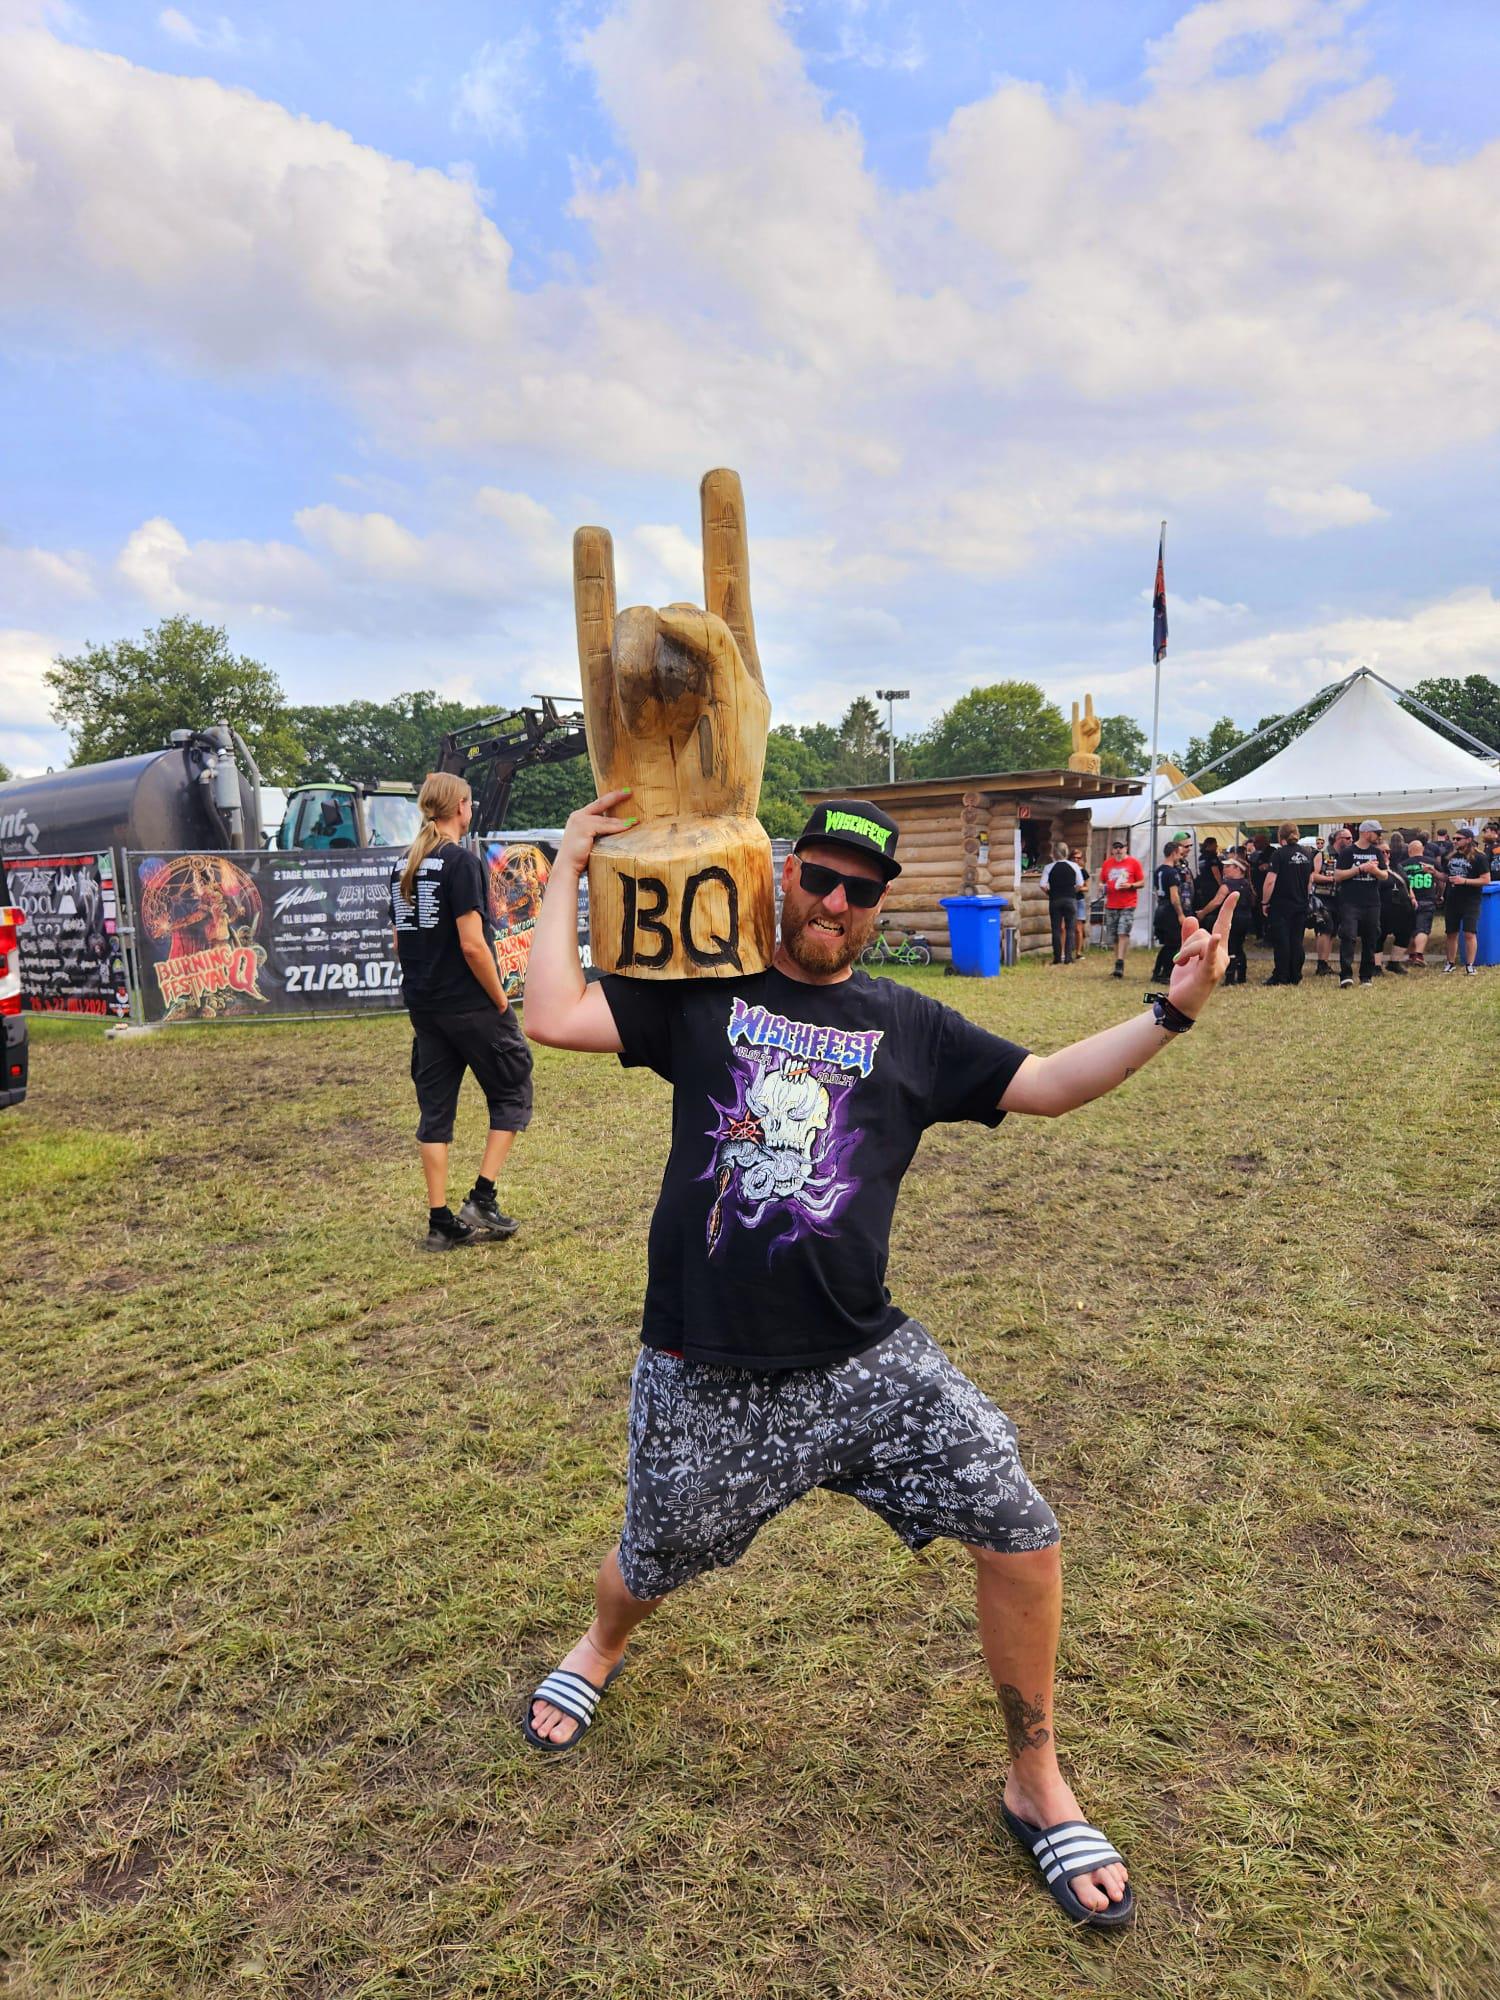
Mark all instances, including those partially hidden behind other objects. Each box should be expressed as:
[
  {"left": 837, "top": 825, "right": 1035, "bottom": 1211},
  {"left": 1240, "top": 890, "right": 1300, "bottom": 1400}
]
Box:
[{"left": 2, "top": 0, "right": 1498, "bottom": 775}]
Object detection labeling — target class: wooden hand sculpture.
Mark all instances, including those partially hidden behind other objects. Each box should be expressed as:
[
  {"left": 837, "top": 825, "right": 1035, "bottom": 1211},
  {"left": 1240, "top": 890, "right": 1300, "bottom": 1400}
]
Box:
[
  {"left": 574, "top": 469, "right": 775, "bottom": 978},
  {"left": 1068, "top": 692, "right": 1102, "bottom": 774}
]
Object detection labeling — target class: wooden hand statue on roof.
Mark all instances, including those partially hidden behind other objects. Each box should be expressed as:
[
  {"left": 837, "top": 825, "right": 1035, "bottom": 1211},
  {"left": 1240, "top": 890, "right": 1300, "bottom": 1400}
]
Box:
[{"left": 573, "top": 469, "right": 775, "bottom": 979}]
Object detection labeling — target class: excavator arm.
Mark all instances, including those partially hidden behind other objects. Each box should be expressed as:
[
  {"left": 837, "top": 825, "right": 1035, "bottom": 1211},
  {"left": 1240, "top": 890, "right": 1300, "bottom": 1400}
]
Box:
[{"left": 434, "top": 697, "right": 589, "bottom": 834}]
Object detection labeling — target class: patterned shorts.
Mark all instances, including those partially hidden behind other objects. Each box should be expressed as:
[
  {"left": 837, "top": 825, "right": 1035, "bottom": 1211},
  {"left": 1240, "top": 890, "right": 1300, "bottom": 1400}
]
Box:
[
  {"left": 617, "top": 1318, "right": 1059, "bottom": 1600},
  {"left": 1101, "top": 906, "right": 1135, "bottom": 943}
]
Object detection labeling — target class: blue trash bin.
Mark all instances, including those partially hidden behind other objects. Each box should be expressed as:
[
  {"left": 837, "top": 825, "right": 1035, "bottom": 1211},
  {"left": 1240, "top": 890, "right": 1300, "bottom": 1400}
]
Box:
[
  {"left": 1476, "top": 881, "right": 1500, "bottom": 967},
  {"left": 941, "top": 895, "right": 1007, "bottom": 977}
]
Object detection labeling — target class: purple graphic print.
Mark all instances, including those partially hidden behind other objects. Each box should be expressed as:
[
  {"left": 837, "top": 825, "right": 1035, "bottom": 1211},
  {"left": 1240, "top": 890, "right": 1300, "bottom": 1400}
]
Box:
[{"left": 703, "top": 1019, "right": 875, "bottom": 1259}]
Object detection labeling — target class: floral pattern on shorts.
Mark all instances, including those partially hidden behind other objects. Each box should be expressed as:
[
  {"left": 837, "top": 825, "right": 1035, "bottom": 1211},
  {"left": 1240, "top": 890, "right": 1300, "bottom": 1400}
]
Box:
[{"left": 617, "top": 1317, "right": 1058, "bottom": 1599}]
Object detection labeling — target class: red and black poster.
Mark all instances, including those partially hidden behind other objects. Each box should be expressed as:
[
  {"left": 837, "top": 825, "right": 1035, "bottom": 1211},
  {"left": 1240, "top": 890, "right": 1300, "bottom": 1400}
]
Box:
[
  {"left": 9, "top": 851, "right": 130, "bottom": 1018},
  {"left": 131, "top": 848, "right": 405, "bottom": 1022},
  {"left": 482, "top": 837, "right": 555, "bottom": 998}
]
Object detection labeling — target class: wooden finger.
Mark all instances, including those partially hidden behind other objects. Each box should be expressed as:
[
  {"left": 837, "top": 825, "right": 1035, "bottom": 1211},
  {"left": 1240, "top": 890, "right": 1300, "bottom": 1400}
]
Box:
[
  {"left": 573, "top": 527, "right": 622, "bottom": 789},
  {"left": 700, "top": 468, "right": 763, "bottom": 688}
]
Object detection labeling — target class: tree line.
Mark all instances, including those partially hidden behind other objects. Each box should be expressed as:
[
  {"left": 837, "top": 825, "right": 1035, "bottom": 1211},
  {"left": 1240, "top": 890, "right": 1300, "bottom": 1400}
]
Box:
[{"left": 18, "top": 616, "right": 1500, "bottom": 836}]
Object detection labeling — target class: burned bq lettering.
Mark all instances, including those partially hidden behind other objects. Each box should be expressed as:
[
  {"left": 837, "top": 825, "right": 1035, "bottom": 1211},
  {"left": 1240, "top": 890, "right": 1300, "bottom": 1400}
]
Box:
[
  {"left": 681, "top": 866, "right": 741, "bottom": 970},
  {"left": 618, "top": 874, "right": 672, "bottom": 969}
]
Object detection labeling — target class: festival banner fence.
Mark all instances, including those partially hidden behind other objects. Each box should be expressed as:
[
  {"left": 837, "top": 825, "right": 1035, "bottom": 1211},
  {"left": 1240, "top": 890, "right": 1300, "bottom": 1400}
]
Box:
[
  {"left": 126, "top": 843, "right": 594, "bottom": 1023},
  {"left": 9, "top": 850, "right": 131, "bottom": 1018},
  {"left": 128, "top": 847, "right": 407, "bottom": 1023}
]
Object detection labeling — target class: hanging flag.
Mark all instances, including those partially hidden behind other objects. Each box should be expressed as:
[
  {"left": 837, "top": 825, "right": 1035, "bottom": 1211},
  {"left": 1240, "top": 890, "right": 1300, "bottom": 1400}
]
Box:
[{"left": 1152, "top": 526, "right": 1168, "bottom": 665}]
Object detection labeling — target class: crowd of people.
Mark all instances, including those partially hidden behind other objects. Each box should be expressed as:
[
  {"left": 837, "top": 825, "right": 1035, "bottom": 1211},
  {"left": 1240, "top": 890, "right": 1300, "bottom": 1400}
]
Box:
[{"left": 1046, "top": 819, "right": 1499, "bottom": 987}]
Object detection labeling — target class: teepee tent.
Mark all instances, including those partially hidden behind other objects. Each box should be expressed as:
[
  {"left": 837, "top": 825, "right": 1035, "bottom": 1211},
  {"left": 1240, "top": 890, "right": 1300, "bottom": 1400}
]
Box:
[{"left": 1170, "top": 670, "right": 1500, "bottom": 826}]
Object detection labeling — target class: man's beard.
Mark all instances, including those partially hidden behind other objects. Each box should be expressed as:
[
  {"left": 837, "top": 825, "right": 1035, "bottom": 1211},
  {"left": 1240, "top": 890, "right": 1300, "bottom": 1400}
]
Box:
[{"left": 780, "top": 899, "right": 873, "bottom": 975}]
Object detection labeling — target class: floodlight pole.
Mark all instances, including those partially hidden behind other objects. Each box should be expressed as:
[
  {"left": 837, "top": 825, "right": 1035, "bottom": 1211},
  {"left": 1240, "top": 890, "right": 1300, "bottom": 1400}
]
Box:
[
  {"left": 1145, "top": 521, "right": 1165, "bottom": 937},
  {"left": 875, "top": 689, "right": 908, "bottom": 785}
]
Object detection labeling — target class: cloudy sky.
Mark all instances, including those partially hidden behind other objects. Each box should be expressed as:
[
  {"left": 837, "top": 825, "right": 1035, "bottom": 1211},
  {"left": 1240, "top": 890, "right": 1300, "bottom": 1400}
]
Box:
[{"left": 2, "top": 0, "right": 1498, "bottom": 776}]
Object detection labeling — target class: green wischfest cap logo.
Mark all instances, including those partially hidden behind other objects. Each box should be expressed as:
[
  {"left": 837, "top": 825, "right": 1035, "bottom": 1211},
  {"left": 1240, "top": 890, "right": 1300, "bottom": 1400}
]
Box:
[{"left": 821, "top": 807, "right": 892, "bottom": 852}]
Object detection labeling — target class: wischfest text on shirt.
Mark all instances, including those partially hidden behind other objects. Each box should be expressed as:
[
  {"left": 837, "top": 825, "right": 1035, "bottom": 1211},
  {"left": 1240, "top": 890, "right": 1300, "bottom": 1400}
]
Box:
[{"left": 726, "top": 996, "right": 884, "bottom": 1077}]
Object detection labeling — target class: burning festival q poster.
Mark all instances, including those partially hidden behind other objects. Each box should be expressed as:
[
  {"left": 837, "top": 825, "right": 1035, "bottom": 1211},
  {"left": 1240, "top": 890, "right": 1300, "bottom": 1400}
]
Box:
[
  {"left": 132, "top": 849, "right": 406, "bottom": 1022},
  {"left": 10, "top": 851, "right": 131, "bottom": 1018}
]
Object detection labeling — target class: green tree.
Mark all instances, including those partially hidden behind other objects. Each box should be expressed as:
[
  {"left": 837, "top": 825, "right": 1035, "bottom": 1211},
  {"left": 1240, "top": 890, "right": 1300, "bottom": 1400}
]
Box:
[
  {"left": 286, "top": 691, "right": 499, "bottom": 788},
  {"left": 910, "top": 682, "right": 1070, "bottom": 778},
  {"left": 1172, "top": 716, "right": 1249, "bottom": 793},
  {"left": 757, "top": 723, "right": 840, "bottom": 838},
  {"left": 506, "top": 753, "right": 596, "bottom": 827},
  {"left": 1403, "top": 674, "right": 1500, "bottom": 752},
  {"left": 0, "top": 757, "right": 11, "bottom": 784},
  {"left": 832, "top": 696, "right": 892, "bottom": 788},
  {"left": 46, "top": 618, "right": 305, "bottom": 782},
  {"left": 1097, "top": 713, "right": 1148, "bottom": 777}
]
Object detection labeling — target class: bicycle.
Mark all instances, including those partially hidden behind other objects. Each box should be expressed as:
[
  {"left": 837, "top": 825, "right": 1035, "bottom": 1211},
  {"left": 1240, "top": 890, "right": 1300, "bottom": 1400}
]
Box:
[{"left": 860, "top": 924, "right": 932, "bottom": 968}]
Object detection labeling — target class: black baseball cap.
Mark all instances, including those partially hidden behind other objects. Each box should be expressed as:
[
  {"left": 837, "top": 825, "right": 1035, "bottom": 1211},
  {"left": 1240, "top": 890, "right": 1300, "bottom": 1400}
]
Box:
[{"left": 795, "top": 798, "right": 903, "bottom": 879}]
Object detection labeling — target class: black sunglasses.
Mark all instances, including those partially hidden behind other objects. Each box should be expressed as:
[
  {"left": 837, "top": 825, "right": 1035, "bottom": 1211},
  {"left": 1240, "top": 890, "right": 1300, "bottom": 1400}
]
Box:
[{"left": 796, "top": 858, "right": 886, "bottom": 909}]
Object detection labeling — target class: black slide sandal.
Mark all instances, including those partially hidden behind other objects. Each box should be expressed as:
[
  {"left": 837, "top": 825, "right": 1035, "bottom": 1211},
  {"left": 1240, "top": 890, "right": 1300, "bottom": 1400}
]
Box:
[
  {"left": 521, "top": 1661, "right": 623, "bottom": 1754},
  {"left": 1001, "top": 1802, "right": 1136, "bottom": 1929}
]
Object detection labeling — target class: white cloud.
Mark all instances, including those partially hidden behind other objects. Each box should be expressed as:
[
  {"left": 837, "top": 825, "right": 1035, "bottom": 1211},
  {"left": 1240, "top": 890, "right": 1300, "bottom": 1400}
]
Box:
[
  {"left": 2, "top": 0, "right": 1500, "bottom": 754},
  {"left": 452, "top": 30, "right": 538, "bottom": 147},
  {"left": 158, "top": 8, "right": 244, "bottom": 56},
  {"left": 1265, "top": 483, "right": 1389, "bottom": 534},
  {"left": 0, "top": 628, "right": 66, "bottom": 777}
]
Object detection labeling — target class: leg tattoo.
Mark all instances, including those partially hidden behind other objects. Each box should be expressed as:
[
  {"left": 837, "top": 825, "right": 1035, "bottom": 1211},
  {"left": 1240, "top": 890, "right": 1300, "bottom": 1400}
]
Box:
[{"left": 998, "top": 1684, "right": 1051, "bottom": 1757}]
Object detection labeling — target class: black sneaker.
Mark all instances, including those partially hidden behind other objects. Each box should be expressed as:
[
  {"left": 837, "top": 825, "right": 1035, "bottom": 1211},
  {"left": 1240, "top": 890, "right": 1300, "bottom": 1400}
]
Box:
[
  {"left": 425, "top": 1210, "right": 475, "bottom": 1253},
  {"left": 459, "top": 1191, "right": 520, "bottom": 1240},
  {"left": 1262, "top": 976, "right": 1283, "bottom": 986},
  {"left": 1385, "top": 961, "right": 1407, "bottom": 975},
  {"left": 1111, "top": 963, "right": 1124, "bottom": 979},
  {"left": 1339, "top": 976, "right": 1354, "bottom": 988},
  {"left": 1315, "top": 962, "right": 1332, "bottom": 977}
]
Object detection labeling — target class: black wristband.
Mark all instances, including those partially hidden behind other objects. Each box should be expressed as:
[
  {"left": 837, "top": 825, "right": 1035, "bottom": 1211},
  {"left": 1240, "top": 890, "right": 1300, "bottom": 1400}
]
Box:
[{"left": 1144, "top": 991, "right": 1195, "bottom": 1034}]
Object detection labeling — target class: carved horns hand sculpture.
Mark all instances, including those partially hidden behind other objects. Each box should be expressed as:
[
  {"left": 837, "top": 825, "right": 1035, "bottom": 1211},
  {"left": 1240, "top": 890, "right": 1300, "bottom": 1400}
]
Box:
[{"left": 574, "top": 469, "right": 775, "bottom": 979}]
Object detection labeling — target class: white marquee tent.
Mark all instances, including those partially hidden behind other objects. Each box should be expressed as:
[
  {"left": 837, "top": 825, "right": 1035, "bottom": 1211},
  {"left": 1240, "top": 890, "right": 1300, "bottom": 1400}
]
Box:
[{"left": 1169, "top": 669, "right": 1500, "bottom": 827}]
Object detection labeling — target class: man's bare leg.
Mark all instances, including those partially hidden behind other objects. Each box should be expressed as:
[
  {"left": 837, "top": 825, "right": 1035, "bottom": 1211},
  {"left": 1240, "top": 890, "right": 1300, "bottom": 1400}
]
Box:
[
  {"left": 479, "top": 1126, "right": 517, "bottom": 1183},
  {"left": 970, "top": 1543, "right": 1129, "bottom": 1914},
  {"left": 528, "top": 1547, "right": 663, "bottom": 1745}
]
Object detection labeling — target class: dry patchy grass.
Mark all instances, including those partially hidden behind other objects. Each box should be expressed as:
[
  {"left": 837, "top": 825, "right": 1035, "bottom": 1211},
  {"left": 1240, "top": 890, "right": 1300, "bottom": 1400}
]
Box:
[{"left": 1, "top": 950, "right": 1497, "bottom": 1999}]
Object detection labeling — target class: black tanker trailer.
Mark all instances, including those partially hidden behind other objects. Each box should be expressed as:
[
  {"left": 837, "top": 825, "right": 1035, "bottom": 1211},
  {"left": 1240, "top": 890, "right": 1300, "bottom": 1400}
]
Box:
[{"left": 0, "top": 725, "right": 263, "bottom": 861}]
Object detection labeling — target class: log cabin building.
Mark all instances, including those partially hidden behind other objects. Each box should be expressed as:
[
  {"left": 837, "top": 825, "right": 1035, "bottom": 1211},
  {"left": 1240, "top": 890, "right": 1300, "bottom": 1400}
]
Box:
[{"left": 801, "top": 769, "right": 1142, "bottom": 961}]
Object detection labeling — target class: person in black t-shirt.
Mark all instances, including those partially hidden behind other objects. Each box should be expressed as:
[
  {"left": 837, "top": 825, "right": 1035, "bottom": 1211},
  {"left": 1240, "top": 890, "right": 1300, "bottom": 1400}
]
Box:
[
  {"left": 1259, "top": 823, "right": 1313, "bottom": 984},
  {"left": 517, "top": 791, "right": 1239, "bottom": 1929},
  {"left": 1041, "top": 841, "right": 1082, "bottom": 964},
  {"left": 1333, "top": 818, "right": 1388, "bottom": 985},
  {"left": 1150, "top": 837, "right": 1190, "bottom": 981},
  {"left": 389, "top": 772, "right": 534, "bottom": 1249},
  {"left": 1191, "top": 838, "right": 1222, "bottom": 917},
  {"left": 1400, "top": 839, "right": 1439, "bottom": 966},
  {"left": 1439, "top": 826, "right": 1487, "bottom": 973},
  {"left": 1197, "top": 853, "right": 1253, "bottom": 982}
]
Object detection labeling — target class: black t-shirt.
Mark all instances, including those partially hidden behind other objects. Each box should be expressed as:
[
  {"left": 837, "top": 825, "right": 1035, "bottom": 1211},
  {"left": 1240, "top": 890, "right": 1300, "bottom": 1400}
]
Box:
[
  {"left": 1156, "top": 863, "right": 1187, "bottom": 911},
  {"left": 389, "top": 842, "right": 494, "bottom": 1012},
  {"left": 1340, "top": 843, "right": 1383, "bottom": 906},
  {"left": 1042, "top": 859, "right": 1081, "bottom": 901},
  {"left": 1402, "top": 859, "right": 1438, "bottom": 906},
  {"left": 1443, "top": 848, "right": 1487, "bottom": 896},
  {"left": 1192, "top": 858, "right": 1221, "bottom": 908},
  {"left": 601, "top": 968, "right": 1031, "bottom": 1370},
  {"left": 1267, "top": 842, "right": 1313, "bottom": 912}
]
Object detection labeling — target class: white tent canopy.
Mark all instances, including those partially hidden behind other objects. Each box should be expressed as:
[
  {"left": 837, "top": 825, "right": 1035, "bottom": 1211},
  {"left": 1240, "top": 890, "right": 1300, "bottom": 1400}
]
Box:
[{"left": 1170, "top": 670, "right": 1500, "bottom": 826}]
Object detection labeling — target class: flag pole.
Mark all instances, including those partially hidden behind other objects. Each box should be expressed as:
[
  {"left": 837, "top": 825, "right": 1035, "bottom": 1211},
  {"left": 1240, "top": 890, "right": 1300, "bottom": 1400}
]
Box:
[{"left": 1146, "top": 520, "right": 1166, "bottom": 939}]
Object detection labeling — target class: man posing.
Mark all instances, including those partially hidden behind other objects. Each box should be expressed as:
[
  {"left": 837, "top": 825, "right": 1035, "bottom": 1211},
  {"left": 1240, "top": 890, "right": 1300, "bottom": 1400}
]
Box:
[
  {"left": 1333, "top": 819, "right": 1388, "bottom": 987},
  {"left": 522, "top": 793, "right": 1235, "bottom": 1930},
  {"left": 1098, "top": 837, "right": 1145, "bottom": 980}
]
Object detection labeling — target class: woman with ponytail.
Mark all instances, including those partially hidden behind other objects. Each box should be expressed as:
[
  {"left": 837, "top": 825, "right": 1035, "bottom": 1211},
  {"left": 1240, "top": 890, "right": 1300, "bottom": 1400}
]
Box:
[{"left": 389, "top": 772, "right": 532, "bottom": 1250}]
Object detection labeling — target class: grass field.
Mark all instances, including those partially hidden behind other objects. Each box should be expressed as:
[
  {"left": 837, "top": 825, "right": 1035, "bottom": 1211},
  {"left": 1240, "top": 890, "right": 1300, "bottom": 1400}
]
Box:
[{"left": 2, "top": 949, "right": 1497, "bottom": 2000}]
